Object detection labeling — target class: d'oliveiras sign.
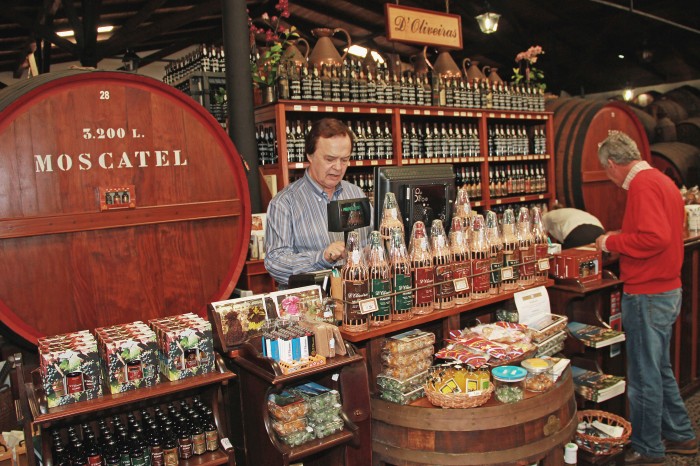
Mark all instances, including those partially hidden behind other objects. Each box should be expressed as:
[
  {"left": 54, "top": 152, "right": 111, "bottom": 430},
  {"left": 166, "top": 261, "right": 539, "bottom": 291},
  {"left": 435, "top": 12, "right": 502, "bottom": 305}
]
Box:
[{"left": 384, "top": 4, "right": 462, "bottom": 50}]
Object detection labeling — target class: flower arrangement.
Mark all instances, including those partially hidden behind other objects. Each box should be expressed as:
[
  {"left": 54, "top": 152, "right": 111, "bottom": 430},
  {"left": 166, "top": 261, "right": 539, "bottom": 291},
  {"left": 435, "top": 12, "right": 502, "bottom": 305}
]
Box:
[
  {"left": 512, "top": 45, "right": 546, "bottom": 91},
  {"left": 249, "top": 0, "right": 298, "bottom": 89}
]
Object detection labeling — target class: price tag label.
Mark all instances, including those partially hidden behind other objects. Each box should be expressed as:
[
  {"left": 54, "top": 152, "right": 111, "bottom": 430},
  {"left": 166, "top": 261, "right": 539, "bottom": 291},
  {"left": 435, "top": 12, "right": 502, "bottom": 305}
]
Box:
[
  {"left": 400, "top": 109, "right": 406, "bottom": 114},
  {"left": 467, "top": 112, "right": 473, "bottom": 117},
  {"left": 538, "top": 194, "right": 544, "bottom": 199},
  {"left": 325, "top": 106, "right": 334, "bottom": 112},
  {"left": 385, "top": 109, "right": 392, "bottom": 114},
  {"left": 453, "top": 278, "right": 470, "bottom": 292},
  {"left": 338, "top": 106, "right": 345, "bottom": 112},
  {"left": 453, "top": 111, "right": 459, "bottom": 117},
  {"left": 538, "top": 259, "right": 551, "bottom": 271},
  {"left": 437, "top": 110, "right": 444, "bottom": 116},
  {"left": 370, "top": 160, "right": 378, "bottom": 166},
  {"left": 439, "top": 158, "right": 446, "bottom": 163},
  {"left": 370, "top": 108, "right": 378, "bottom": 113},
  {"left": 352, "top": 107, "right": 360, "bottom": 113},
  {"left": 359, "top": 298, "right": 379, "bottom": 314},
  {"left": 474, "top": 201, "right": 482, "bottom": 207},
  {"left": 356, "top": 161, "right": 365, "bottom": 166},
  {"left": 526, "top": 114, "right": 533, "bottom": 119},
  {"left": 519, "top": 196, "right": 526, "bottom": 201},
  {"left": 510, "top": 114, "right": 516, "bottom": 119},
  {"left": 496, "top": 199, "right": 502, "bottom": 204},
  {"left": 414, "top": 109, "right": 422, "bottom": 115},
  {"left": 501, "top": 267, "right": 514, "bottom": 280},
  {"left": 221, "top": 438, "right": 233, "bottom": 450},
  {"left": 293, "top": 105, "right": 302, "bottom": 111},
  {"left": 310, "top": 105, "right": 318, "bottom": 112}
]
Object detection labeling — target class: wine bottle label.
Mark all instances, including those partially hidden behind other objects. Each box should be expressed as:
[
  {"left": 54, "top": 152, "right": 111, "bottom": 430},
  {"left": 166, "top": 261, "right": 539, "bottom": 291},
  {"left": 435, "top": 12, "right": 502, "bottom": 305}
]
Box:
[
  {"left": 534, "top": 243, "right": 548, "bottom": 259},
  {"left": 205, "top": 430, "right": 218, "bottom": 451},
  {"left": 472, "top": 259, "right": 490, "bottom": 292},
  {"left": 520, "top": 249, "right": 536, "bottom": 276},
  {"left": 413, "top": 267, "right": 435, "bottom": 305},
  {"left": 435, "top": 264, "right": 455, "bottom": 298},
  {"left": 192, "top": 433, "right": 206, "bottom": 455},
  {"left": 162, "top": 449, "right": 178, "bottom": 466},
  {"left": 503, "top": 249, "right": 521, "bottom": 280},
  {"left": 151, "top": 448, "right": 164, "bottom": 466},
  {"left": 489, "top": 259, "right": 502, "bottom": 284},
  {"left": 453, "top": 261, "right": 471, "bottom": 280},
  {"left": 343, "top": 280, "right": 369, "bottom": 320},
  {"left": 393, "top": 273, "right": 412, "bottom": 311},
  {"left": 370, "top": 278, "right": 392, "bottom": 317}
]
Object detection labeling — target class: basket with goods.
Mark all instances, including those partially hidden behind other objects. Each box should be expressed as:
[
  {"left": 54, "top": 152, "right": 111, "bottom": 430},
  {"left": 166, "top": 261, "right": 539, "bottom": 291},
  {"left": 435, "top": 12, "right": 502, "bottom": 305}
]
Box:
[
  {"left": 424, "top": 364, "right": 493, "bottom": 409},
  {"left": 575, "top": 410, "right": 632, "bottom": 455}
]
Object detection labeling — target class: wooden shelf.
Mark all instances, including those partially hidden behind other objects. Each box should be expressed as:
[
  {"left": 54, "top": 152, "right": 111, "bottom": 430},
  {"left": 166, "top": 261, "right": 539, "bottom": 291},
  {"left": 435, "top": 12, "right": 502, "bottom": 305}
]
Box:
[
  {"left": 285, "top": 429, "right": 356, "bottom": 462},
  {"left": 26, "top": 357, "right": 234, "bottom": 424},
  {"left": 235, "top": 342, "right": 364, "bottom": 385},
  {"left": 341, "top": 279, "right": 554, "bottom": 343}
]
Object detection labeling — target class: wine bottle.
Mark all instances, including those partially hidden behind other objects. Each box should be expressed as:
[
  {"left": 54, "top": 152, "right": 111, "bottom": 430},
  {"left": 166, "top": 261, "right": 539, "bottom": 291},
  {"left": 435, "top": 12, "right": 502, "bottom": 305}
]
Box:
[
  {"left": 431, "top": 219, "right": 455, "bottom": 309},
  {"left": 388, "top": 227, "right": 413, "bottom": 321},
  {"left": 469, "top": 214, "right": 491, "bottom": 300},
  {"left": 409, "top": 221, "right": 434, "bottom": 315},
  {"left": 502, "top": 208, "right": 520, "bottom": 291},
  {"left": 367, "top": 231, "right": 392, "bottom": 327},
  {"left": 450, "top": 216, "right": 471, "bottom": 305},
  {"left": 531, "top": 206, "right": 549, "bottom": 283},
  {"left": 485, "top": 210, "right": 503, "bottom": 295},
  {"left": 341, "top": 231, "right": 370, "bottom": 332},
  {"left": 517, "top": 207, "right": 536, "bottom": 287}
]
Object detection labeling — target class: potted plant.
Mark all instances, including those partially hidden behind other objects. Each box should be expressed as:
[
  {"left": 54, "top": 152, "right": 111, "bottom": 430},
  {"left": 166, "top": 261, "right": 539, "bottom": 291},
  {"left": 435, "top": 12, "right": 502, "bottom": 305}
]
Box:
[{"left": 511, "top": 45, "right": 546, "bottom": 91}]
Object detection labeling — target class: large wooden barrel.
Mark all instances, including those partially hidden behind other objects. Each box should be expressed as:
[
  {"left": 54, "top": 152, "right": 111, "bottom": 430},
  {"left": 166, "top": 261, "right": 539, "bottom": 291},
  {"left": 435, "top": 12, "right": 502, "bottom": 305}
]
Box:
[
  {"left": 648, "top": 97, "right": 688, "bottom": 124},
  {"left": 650, "top": 142, "right": 700, "bottom": 188},
  {"left": 628, "top": 104, "right": 657, "bottom": 144},
  {"left": 0, "top": 70, "right": 251, "bottom": 345},
  {"left": 677, "top": 117, "right": 700, "bottom": 148},
  {"left": 372, "top": 370, "right": 577, "bottom": 465},
  {"left": 546, "top": 97, "right": 651, "bottom": 231},
  {"left": 664, "top": 85, "right": 700, "bottom": 117}
]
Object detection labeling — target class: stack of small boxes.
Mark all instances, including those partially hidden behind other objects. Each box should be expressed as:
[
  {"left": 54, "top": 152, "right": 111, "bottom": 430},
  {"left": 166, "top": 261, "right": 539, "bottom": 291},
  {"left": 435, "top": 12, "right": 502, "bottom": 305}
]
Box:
[
  {"left": 261, "top": 322, "right": 324, "bottom": 374},
  {"left": 94, "top": 321, "right": 160, "bottom": 394},
  {"left": 376, "top": 329, "right": 435, "bottom": 405},
  {"left": 148, "top": 313, "right": 215, "bottom": 381},
  {"left": 267, "top": 382, "right": 344, "bottom": 447},
  {"left": 38, "top": 331, "right": 103, "bottom": 408}
]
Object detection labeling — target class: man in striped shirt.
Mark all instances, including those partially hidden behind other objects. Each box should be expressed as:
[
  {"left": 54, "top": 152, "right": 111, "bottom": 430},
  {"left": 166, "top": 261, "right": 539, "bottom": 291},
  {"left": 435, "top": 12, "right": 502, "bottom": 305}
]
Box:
[{"left": 265, "top": 118, "right": 371, "bottom": 287}]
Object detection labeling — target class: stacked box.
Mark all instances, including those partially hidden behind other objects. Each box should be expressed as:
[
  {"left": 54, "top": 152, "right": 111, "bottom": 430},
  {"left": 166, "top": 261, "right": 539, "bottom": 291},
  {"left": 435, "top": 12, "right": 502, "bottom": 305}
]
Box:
[
  {"left": 267, "top": 391, "right": 314, "bottom": 446},
  {"left": 377, "top": 329, "right": 435, "bottom": 404},
  {"left": 38, "top": 331, "right": 103, "bottom": 408},
  {"left": 148, "top": 313, "right": 215, "bottom": 381},
  {"left": 94, "top": 321, "right": 159, "bottom": 394},
  {"left": 288, "top": 382, "right": 344, "bottom": 440},
  {"left": 551, "top": 247, "right": 602, "bottom": 283}
]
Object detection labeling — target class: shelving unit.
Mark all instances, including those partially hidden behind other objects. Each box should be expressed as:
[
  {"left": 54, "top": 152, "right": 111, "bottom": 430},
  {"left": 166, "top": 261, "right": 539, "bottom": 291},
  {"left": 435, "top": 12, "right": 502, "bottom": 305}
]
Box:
[
  {"left": 254, "top": 100, "right": 555, "bottom": 212},
  {"left": 234, "top": 341, "right": 370, "bottom": 466},
  {"left": 549, "top": 271, "right": 627, "bottom": 416},
  {"left": 17, "top": 355, "right": 237, "bottom": 466},
  {"left": 171, "top": 71, "right": 228, "bottom": 125}
]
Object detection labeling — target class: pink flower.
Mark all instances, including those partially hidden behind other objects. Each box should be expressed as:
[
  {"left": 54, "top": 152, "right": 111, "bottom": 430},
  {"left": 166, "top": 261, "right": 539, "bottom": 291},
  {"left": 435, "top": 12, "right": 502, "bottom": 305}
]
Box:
[{"left": 261, "top": 12, "right": 269, "bottom": 20}]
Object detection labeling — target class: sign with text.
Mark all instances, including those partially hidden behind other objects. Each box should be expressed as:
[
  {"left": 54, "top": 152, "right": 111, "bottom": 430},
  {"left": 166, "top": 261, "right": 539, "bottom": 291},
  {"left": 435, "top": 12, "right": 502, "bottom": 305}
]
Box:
[{"left": 384, "top": 4, "right": 462, "bottom": 49}]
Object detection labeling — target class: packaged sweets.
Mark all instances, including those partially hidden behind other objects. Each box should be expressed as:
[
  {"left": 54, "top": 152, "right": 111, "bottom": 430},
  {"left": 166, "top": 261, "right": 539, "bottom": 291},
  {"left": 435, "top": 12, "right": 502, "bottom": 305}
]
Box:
[
  {"left": 382, "top": 329, "right": 436, "bottom": 354},
  {"left": 379, "top": 385, "right": 425, "bottom": 405},
  {"left": 277, "top": 428, "right": 315, "bottom": 447},
  {"left": 381, "top": 358, "right": 433, "bottom": 380},
  {"left": 521, "top": 357, "right": 555, "bottom": 392},
  {"left": 267, "top": 391, "right": 309, "bottom": 422},
  {"left": 288, "top": 382, "right": 340, "bottom": 411},
  {"left": 492, "top": 365, "right": 526, "bottom": 403},
  {"left": 376, "top": 370, "right": 428, "bottom": 393},
  {"left": 535, "top": 330, "right": 567, "bottom": 357},
  {"left": 310, "top": 418, "right": 344, "bottom": 439},
  {"left": 271, "top": 417, "right": 308, "bottom": 437},
  {"left": 380, "top": 345, "right": 434, "bottom": 367},
  {"left": 307, "top": 403, "right": 342, "bottom": 425}
]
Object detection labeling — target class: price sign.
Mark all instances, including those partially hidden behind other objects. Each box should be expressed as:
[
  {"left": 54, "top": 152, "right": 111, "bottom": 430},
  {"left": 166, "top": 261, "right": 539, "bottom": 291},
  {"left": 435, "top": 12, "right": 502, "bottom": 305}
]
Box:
[
  {"left": 453, "top": 278, "right": 470, "bottom": 292},
  {"left": 501, "top": 267, "right": 514, "bottom": 280},
  {"left": 537, "top": 259, "right": 550, "bottom": 271},
  {"left": 359, "top": 298, "right": 379, "bottom": 314}
]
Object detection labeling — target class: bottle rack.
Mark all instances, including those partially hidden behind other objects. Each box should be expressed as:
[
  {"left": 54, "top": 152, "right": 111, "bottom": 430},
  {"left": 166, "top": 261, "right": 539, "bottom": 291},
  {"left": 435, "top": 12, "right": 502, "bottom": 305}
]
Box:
[
  {"left": 254, "top": 100, "right": 555, "bottom": 214},
  {"left": 16, "top": 354, "right": 237, "bottom": 466}
]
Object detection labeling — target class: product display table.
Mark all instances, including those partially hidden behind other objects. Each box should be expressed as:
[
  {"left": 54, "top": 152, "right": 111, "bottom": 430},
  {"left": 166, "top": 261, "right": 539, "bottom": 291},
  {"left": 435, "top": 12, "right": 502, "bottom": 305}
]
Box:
[{"left": 372, "top": 367, "right": 576, "bottom": 466}]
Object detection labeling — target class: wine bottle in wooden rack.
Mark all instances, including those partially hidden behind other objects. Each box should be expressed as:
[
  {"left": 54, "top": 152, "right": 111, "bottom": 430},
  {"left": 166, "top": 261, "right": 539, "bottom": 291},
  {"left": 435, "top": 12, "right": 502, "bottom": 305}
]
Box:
[
  {"left": 502, "top": 208, "right": 520, "bottom": 291},
  {"left": 485, "top": 210, "right": 503, "bottom": 296},
  {"left": 449, "top": 216, "right": 471, "bottom": 305},
  {"left": 531, "top": 206, "right": 549, "bottom": 283},
  {"left": 469, "top": 214, "right": 490, "bottom": 300},
  {"left": 367, "top": 231, "right": 392, "bottom": 327},
  {"left": 431, "top": 219, "right": 455, "bottom": 310},
  {"left": 517, "top": 207, "right": 536, "bottom": 288},
  {"left": 409, "top": 221, "right": 434, "bottom": 315},
  {"left": 342, "top": 230, "right": 370, "bottom": 332}
]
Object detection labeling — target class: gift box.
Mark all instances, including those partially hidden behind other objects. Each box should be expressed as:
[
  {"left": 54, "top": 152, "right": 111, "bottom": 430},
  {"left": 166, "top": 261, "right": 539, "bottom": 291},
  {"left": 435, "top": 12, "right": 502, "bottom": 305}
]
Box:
[{"left": 551, "top": 247, "right": 602, "bottom": 283}]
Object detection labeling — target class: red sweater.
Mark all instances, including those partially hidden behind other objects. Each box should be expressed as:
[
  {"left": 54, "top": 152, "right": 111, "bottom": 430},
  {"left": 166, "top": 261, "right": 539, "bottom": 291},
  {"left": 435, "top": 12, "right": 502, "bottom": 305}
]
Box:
[{"left": 606, "top": 168, "right": 684, "bottom": 294}]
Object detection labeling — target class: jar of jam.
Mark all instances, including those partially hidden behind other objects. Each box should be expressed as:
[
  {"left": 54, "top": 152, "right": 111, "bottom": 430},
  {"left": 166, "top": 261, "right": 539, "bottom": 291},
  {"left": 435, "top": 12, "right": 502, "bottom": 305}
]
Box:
[
  {"left": 65, "top": 371, "right": 85, "bottom": 394},
  {"left": 521, "top": 357, "right": 555, "bottom": 392},
  {"left": 491, "top": 366, "right": 526, "bottom": 403}
]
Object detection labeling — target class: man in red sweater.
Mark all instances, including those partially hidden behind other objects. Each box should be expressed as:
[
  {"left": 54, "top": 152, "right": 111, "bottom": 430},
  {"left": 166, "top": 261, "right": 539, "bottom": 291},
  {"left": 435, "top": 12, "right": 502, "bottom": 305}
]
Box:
[{"left": 595, "top": 131, "right": 696, "bottom": 465}]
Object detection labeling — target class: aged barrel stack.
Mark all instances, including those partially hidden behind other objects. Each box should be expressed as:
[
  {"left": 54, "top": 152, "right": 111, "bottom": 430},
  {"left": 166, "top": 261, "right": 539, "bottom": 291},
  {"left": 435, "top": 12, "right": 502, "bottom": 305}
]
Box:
[
  {"left": 545, "top": 97, "right": 651, "bottom": 231},
  {"left": 0, "top": 70, "right": 251, "bottom": 345}
]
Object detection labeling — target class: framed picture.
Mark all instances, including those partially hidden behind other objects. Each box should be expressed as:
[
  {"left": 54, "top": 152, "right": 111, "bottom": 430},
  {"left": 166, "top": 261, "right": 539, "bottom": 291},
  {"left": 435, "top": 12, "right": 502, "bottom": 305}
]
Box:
[
  {"left": 269, "top": 285, "right": 325, "bottom": 321},
  {"left": 209, "top": 295, "right": 269, "bottom": 350}
]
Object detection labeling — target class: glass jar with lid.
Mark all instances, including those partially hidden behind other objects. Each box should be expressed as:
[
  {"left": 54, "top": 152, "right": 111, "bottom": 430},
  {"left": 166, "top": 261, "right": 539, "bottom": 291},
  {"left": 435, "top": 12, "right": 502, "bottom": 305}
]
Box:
[
  {"left": 521, "top": 357, "right": 555, "bottom": 392},
  {"left": 491, "top": 365, "right": 527, "bottom": 403}
]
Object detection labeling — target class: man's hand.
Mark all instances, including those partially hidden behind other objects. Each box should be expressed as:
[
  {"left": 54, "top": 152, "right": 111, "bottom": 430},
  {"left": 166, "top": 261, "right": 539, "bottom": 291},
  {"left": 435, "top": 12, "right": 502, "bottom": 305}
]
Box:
[
  {"left": 595, "top": 231, "right": 619, "bottom": 252},
  {"left": 324, "top": 241, "right": 347, "bottom": 263}
]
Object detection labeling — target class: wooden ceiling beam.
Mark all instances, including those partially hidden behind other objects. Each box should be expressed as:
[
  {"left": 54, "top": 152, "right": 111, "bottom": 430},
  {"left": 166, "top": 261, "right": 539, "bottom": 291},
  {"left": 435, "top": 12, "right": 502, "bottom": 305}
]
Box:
[
  {"left": 81, "top": 0, "right": 103, "bottom": 67},
  {"left": 96, "top": 0, "right": 221, "bottom": 59},
  {"left": 104, "top": 0, "right": 167, "bottom": 48},
  {"left": 0, "top": 2, "right": 79, "bottom": 55},
  {"left": 61, "top": 0, "right": 84, "bottom": 46}
]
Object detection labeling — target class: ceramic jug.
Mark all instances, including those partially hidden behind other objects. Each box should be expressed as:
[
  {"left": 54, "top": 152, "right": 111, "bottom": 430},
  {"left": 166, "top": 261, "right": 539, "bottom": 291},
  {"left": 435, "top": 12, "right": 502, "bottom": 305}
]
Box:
[
  {"left": 410, "top": 47, "right": 432, "bottom": 74},
  {"left": 482, "top": 66, "right": 503, "bottom": 84},
  {"left": 308, "top": 27, "right": 351, "bottom": 67},
  {"left": 462, "top": 58, "right": 486, "bottom": 81},
  {"left": 385, "top": 52, "right": 405, "bottom": 76},
  {"left": 432, "top": 47, "right": 462, "bottom": 79},
  {"left": 281, "top": 38, "right": 310, "bottom": 67}
]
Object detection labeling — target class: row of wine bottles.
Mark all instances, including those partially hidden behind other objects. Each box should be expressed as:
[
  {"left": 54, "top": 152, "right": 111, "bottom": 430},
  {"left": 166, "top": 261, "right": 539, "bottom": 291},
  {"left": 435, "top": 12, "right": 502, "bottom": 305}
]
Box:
[
  {"left": 340, "top": 189, "right": 550, "bottom": 332},
  {"left": 273, "top": 58, "right": 546, "bottom": 111},
  {"left": 163, "top": 44, "right": 226, "bottom": 85},
  {"left": 49, "top": 397, "right": 218, "bottom": 466},
  {"left": 256, "top": 120, "right": 548, "bottom": 165},
  {"left": 488, "top": 163, "right": 548, "bottom": 197}
]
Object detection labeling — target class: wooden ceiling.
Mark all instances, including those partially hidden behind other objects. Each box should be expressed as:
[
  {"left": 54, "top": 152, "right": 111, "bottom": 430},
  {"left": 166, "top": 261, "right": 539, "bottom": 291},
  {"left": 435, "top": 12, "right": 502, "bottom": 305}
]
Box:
[{"left": 1, "top": 0, "right": 699, "bottom": 95}]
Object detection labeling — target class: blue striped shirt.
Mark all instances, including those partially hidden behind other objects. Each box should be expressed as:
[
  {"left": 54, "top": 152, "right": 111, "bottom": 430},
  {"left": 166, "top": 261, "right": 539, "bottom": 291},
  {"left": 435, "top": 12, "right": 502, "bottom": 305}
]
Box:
[{"left": 264, "top": 171, "right": 372, "bottom": 285}]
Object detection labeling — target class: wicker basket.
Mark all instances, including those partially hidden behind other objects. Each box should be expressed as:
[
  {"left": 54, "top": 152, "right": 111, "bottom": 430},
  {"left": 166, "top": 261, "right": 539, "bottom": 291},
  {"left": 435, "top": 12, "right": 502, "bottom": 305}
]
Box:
[
  {"left": 575, "top": 410, "right": 632, "bottom": 455},
  {"left": 425, "top": 384, "right": 494, "bottom": 409}
]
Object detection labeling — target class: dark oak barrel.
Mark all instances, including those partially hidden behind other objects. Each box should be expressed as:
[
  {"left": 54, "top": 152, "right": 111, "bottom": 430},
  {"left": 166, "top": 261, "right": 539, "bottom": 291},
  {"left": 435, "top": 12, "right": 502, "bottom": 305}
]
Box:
[
  {"left": 649, "top": 97, "right": 688, "bottom": 124},
  {"left": 628, "top": 104, "right": 657, "bottom": 144},
  {"left": 0, "top": 70, "right": 251, "bottom": 345},
  {"left": 664, "top": 85, "right": 700, "bottom": 118},
  {"left": 650, "top": 142, "right": 700, "bottom": 188},
  {"left": 371, "top": 370, "right": 577, "bottom": 466},
  {"left": 545, "top": 97, "right": 651, "bottom": 231},
  {"left": 677, "top": 117, "right": 700, "bottom": 148}
]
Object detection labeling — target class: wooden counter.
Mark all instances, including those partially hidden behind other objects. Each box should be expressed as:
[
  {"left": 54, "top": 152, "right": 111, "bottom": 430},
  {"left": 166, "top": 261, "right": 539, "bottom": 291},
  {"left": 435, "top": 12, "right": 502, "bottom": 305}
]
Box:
[{"left": 676, "top": 230, "right": 700, "bottom": 395}]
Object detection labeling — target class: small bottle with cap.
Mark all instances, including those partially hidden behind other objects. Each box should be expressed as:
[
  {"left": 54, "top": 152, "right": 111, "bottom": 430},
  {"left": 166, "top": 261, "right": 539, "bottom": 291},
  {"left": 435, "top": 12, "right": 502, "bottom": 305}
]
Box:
[{"left": 564, "top": 441, "right": 578, "bottom": 464}]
